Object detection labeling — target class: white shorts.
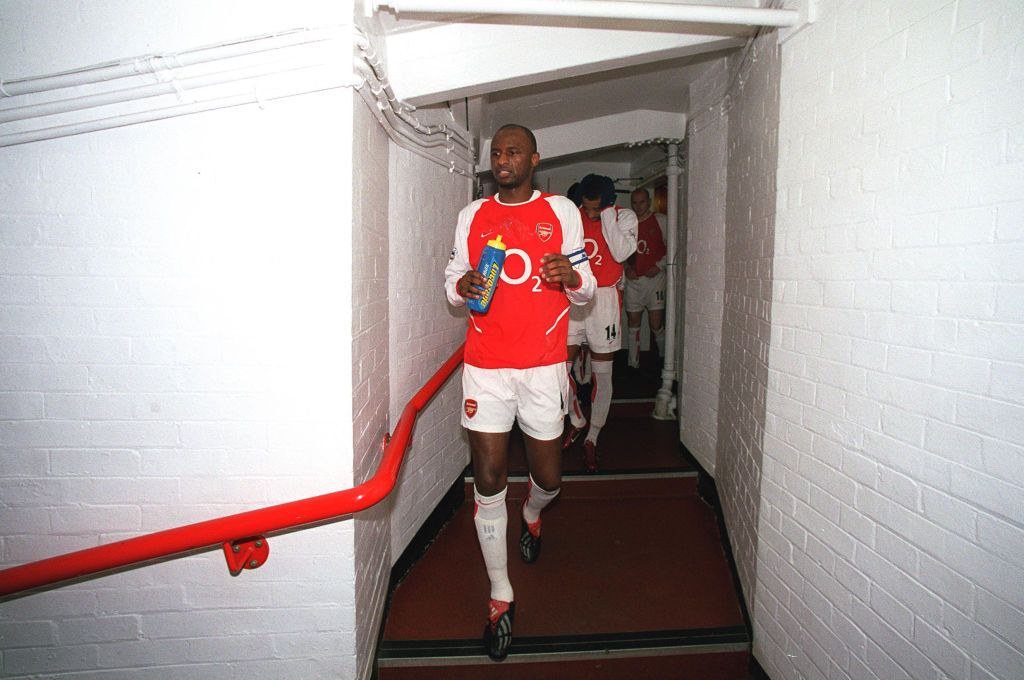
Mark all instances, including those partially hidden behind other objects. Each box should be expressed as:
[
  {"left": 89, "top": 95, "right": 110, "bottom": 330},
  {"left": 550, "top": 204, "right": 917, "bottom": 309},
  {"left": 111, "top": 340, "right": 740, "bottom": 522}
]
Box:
[
  {"left": 568, "top": 286, "right": 623, "bottom": 353},
  {"left": 461, "top": 363, "right": 569, "bottom": 441},
  {"left": 624, "top": 271, "right": 666, "bottom": 313}
]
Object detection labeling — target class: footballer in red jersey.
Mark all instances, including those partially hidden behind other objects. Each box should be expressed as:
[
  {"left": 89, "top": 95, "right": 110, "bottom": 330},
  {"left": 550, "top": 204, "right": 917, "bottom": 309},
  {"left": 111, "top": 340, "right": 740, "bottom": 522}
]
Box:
[{"left": 444, "top": 124, "right": 596, "bottom": 662}]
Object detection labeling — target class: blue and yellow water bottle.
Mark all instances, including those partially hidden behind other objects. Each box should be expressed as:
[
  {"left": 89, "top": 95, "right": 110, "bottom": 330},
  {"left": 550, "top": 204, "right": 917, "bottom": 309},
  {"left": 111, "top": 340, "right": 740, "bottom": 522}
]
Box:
[{"left": 467, "top": 235, "right": 507, "bottom": 313}]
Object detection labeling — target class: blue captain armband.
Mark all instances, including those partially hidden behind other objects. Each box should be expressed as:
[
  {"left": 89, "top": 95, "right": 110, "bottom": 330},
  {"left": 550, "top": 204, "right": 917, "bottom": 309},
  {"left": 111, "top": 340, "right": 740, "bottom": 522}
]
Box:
[{"left": 567, "top": 248, "right": 588, "bottom": 267}]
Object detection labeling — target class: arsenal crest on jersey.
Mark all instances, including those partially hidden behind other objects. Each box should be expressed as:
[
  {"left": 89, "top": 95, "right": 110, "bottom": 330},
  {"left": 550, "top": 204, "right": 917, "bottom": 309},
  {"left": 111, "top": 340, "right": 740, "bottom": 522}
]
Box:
[
  {"left": 535, "top": 222, "right": 553, "bottom": 242},
  {"left": 464, "top": 399, "right": 478, "bottom": 418}
]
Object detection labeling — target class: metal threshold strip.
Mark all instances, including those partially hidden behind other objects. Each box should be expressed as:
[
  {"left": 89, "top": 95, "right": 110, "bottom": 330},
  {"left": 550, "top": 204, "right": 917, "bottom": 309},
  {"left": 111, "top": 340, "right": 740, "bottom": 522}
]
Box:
[{"left": 378, "top": 625, "right": 749, "bottom": 667}]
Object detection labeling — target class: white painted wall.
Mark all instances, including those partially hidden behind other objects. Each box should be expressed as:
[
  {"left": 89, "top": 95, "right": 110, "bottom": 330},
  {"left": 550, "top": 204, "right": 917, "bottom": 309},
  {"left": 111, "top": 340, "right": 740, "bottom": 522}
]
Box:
[
  {"left": 387, "top": 145, "right": 471, "bottom": 562},
  {"left": 351, "top": 93, "right": 392, "bottom": 680},
  {"left": 756, "top": 1, "right": 1024, "bottom": 679},
  {"left": 682, "top": 57, "right": 730, "bottom": 476},
  {"left": 717, "top": 29, "right": 781, "bottom": 619},
  {"left": 0, "top": 2, "right": 366, "bottom": 678}
]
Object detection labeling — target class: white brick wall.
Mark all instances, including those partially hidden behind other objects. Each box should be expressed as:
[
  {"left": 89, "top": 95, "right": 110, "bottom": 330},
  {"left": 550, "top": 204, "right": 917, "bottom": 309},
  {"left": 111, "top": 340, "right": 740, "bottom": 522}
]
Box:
[
  {"left": 683, "top": 57, "right": 730, "bottom": 476},
  {"left": 757, "top": 1, "right": 1024, "bottom": 679},
  {"left": 351, "top": 93, "right": 393, "bottom": 680},
  {"left": 1, "top": 3, "right": 360, "bottom": 678},
  {"left": 710, "top": 28, "right": 782, "bottom": 619},
  {"left": 387, "top": 144, "right": 471, "bottom": 562}
]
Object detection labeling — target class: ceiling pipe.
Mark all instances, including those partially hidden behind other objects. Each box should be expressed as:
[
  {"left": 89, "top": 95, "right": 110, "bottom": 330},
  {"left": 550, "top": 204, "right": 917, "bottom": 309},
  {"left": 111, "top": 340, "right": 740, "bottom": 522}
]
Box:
[{"left": 370, "top": 0, "right": 799, "bottom": 28}]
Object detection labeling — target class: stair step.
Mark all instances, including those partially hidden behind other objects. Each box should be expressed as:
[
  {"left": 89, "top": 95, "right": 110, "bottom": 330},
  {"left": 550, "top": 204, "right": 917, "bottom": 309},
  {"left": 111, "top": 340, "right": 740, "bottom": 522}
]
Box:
[
  {"left": 381, "top": 481, "right": 746, "bottom": 668},
  {"left": 467, "top": 475, "right": 698, "bottom": 500},
  {"left": 380, "top": 649, "right": 749, "bottom": 679},
  {"left": 379, "top": 370, "right": 748, "bottom": 678}
]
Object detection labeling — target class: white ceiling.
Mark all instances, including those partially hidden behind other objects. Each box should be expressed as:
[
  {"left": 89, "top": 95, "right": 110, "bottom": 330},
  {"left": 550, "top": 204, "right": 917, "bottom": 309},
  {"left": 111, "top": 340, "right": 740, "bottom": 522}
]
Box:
[{"left": 373, "top": 3, "right": 765, "bottom": 174}]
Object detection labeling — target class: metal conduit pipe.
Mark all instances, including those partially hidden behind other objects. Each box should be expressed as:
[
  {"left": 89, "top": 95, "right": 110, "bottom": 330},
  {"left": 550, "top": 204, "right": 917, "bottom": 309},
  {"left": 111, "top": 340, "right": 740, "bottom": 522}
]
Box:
[
  {"left": 0, "top": 55, "right": 329, "bottom": 124},
  {"left": 371, "top": 0, "right": 799, "bottom": 28},
  {"left": 0, "top": 27, "right": 342, "bottom": 98},
  {"left": 653, "top": 142, "right": 681, "bottom": 420},
  {"left": 352, "top": 29, "right": 473, "bottom": 149},
  {"left": 355, "top": 85, "right": 471, "bottom": 175},
  {"left": 0, "top": 68, "right": 355, "bottom": 148},
  {"left": 0, "top": 24, "right": 474, "bottom": 174},
  {"left": 352, "top": 61, "right": 473, "bottom": 163}
]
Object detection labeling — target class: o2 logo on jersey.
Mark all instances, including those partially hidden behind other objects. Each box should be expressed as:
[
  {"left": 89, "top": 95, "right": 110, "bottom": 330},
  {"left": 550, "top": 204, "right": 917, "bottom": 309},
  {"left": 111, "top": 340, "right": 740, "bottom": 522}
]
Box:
[
  {"left": 535, "top": 223, "right": 553, "bottom": 242},
  {"left": 583, "top": 238, "right": 603, "bottom": 267},
  {"left": 637, "top": 239, "right": 649, "bottom": 255},
  {"left": 500, "top": 248, "right": 545, "bottom": 293}
]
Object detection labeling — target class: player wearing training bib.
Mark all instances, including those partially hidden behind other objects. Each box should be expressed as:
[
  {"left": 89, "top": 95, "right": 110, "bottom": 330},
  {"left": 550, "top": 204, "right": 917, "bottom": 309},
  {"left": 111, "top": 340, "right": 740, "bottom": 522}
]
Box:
[
  {"left": 444, "top": 124, "right": 596, "bottom": 663},
  {"left": 563, "top": 174, "right": 637, "bottom": 472},
  {"left": 624, "top": 188, "right": 668, "bottom": 369}
]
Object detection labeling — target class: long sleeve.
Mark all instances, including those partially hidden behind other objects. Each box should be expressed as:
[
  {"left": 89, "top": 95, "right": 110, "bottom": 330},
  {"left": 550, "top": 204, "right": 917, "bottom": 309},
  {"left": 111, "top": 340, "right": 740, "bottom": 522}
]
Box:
[
  {"left": 443, "top": 200, "right": 486, "bottom": 307},
  {"left": 601, "top": 206, "right": 638, "bottom": 263},
  {"left": 655, "top": 213, "right": 668, "bottom": 269},
  {"left": 547, "top": 196, "right": 596, "bottom": 305}
]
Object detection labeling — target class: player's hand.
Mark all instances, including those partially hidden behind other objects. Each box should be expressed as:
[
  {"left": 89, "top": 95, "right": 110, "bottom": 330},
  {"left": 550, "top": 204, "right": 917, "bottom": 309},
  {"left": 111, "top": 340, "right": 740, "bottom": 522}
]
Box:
[
  {"left": 645, "top": 265, "right": 661, "bottom": 278},
  {"left": 625, "top": 263, "right": 639, "bottom": 280},
  {"left": 457, "top": 271, "right": 486, "bottom": 300},
  {"left": 539, "top": 253, "right": 581, "bottom": 289}
]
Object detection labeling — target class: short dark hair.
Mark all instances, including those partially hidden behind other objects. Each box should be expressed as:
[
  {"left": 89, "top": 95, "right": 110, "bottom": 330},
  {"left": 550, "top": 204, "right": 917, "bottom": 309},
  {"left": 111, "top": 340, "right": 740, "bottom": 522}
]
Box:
[
  {"left": 579, "top": 174, "right": 616, "bottom": 207},
  {"left": 494, "top": 123, "right": 537, "bottom": 154}
]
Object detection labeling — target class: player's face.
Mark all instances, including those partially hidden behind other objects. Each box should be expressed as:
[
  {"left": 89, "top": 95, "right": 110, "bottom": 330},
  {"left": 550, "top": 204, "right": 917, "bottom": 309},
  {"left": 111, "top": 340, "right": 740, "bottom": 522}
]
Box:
[
  {"left": 631, "top": 191, "right": 650, "bottom": 216},
  {"left": 581, "top": 196, "right": 602, "bottom": 220},
  {"left": 490, "top": 129, "right": 538, "bottom": 189}
]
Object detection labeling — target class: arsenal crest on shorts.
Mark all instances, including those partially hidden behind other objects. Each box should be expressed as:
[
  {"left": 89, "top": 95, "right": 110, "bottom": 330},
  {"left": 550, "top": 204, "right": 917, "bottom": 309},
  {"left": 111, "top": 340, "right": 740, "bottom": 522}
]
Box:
[
  {"left": 464, "top": 399, "right": 478, "bottom": 418},
  {"left": 535, "top": 222, "right": 553, "bottom": 242}
]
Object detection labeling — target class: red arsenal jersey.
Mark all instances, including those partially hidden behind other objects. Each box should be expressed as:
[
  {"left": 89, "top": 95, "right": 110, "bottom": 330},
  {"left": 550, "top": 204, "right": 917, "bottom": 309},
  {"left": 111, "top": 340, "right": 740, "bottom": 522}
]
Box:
[
  {"left": 580, "top": 207, "right": 625, "bottom": 288},
  {"left": 634, "top": 212, "right": 667, "bottom": 276},
  {"left": 457, "top": 193, "right": 584, "bottom": 369}
]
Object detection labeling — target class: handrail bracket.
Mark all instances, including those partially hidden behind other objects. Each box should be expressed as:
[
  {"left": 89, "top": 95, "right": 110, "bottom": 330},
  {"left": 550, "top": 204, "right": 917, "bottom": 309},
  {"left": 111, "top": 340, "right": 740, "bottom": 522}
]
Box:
[{"left": 222, "top": 536, "right": 270, "bottom": 576}]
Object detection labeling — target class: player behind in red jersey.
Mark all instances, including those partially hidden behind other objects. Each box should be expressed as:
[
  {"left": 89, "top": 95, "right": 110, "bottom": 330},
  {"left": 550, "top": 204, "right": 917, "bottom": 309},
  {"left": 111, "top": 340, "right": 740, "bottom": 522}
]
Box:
[
  {"left": 563, "top": 174, "right": 637, "bottom": 472},
  {"left": 624, "top": 187, "right": 668, "bottom": 368},
  {"left": 443, "top": 124, "right": 596, "bottom": 661}
]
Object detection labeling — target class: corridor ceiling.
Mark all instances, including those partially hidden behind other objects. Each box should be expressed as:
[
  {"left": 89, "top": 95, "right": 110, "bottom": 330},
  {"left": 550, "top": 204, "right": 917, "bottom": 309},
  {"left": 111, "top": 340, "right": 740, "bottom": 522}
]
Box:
[{"left": 372, "top": 1, "right": 774, "bottom": 171}]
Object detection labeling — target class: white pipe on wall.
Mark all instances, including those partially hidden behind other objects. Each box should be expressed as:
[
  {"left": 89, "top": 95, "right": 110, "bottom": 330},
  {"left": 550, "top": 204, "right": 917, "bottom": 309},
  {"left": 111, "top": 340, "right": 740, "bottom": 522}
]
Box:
[
  {"left": 0, "top": 27, "right": 342, "bottom": 98},
  {"left": 0, "top": 53, "right": 330, "bottom": 124},
  {"left": 372, "top": 0, "right": 799, "bottom": 28},
  {"left": 0, "top": 24, "right": 475, "bottom": 176},
  {"left": 0, "top": 68, "right": 355, "bottom": 148},
  {"left": 653, "top": 142, "right": 681, "bottom": 420}
]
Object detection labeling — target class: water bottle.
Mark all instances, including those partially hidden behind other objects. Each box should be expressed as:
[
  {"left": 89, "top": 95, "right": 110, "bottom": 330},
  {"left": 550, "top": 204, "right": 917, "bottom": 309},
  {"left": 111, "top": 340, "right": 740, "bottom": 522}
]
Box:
[{"left": 467, "top": 235, "right": 507, "bottom": 313}]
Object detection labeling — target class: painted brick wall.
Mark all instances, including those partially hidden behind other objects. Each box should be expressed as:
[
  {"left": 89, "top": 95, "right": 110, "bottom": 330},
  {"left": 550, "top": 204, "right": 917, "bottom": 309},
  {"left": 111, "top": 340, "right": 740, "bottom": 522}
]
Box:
[
  {"left": 715, "top": 28, "right": 782, "bottom": 618},
  {"left": 683, "top": 57, "right": 730, "bottom": 476},
  {"left": 387, "top": 145, "right": 471, "bottom": 562},
  {"left": 0, "top": 92, "right": 359, "bottom": 678},
  {"left": 756, "top": 1, "right": 1024, "bottom": 679},
  {"left": 351, "top": 95, "right": 393, "bottom": 680},
  {"left": 0, "top": 3, "right": 361, "bottom": 678}
]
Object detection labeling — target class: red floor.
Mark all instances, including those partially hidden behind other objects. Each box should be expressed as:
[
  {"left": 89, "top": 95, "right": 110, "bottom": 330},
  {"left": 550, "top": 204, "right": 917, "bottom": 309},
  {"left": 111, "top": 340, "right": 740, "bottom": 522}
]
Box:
[
  {"left": 382, "top": 477, "right": 743, "bottom": 642},
  {"left": 507, "top": 401, "right": 689, "bottom": 476},
  {"left": 380, "top": 379, "right": 749, "bottom": 677}
]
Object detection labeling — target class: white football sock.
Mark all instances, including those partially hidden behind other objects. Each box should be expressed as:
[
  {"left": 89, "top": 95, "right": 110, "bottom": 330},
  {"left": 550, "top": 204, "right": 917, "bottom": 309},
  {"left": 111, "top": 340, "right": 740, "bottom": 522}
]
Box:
[
  {"left": 522, "top": 474, "right": 560, "bottom": 525},
  {"left": 586, "top": 359, "right": 613, "bottom": 444},
  {"left": 566, "top": 361, "right": 587, "bottom": 428},
  {"left": 653, "top": 326, "right": 666, "bottom": 358},
  {"left": 627, "top": 326, "right": 641, "bottom": 367},
  {"left": 474, "top": 486, "right": 513, "bottom": 603}
]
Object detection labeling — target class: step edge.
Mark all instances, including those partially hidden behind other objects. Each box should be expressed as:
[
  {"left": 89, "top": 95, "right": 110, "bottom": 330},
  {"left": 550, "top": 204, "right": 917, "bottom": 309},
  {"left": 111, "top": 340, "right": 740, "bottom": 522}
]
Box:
[
  {"left": 378, "top": 641, "right": 750, "bottom": 667},
  {"left": 380, "top": 625, "right": 749, "bottom": 659},
  {"left": 468, "top": 470, "right": 699, "bottom": 483}
]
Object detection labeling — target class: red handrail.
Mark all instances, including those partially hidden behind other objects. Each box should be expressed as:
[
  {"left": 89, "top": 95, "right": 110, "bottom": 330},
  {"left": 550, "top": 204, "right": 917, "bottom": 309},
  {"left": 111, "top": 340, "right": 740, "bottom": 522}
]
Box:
[{"left": 0, "top": 344, "right": 465, "bottom": 599}]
